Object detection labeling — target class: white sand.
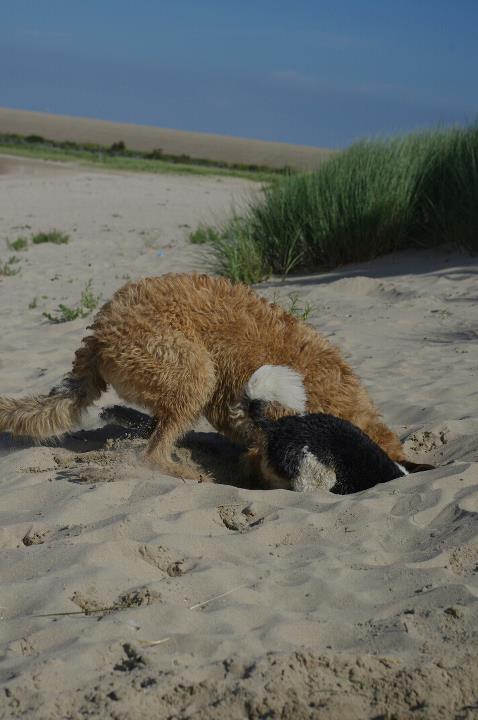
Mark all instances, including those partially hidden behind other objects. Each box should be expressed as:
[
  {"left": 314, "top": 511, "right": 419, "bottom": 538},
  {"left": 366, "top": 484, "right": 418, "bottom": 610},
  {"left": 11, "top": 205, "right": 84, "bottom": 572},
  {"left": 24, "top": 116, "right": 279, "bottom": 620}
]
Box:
[{"left": 0, "top": 156, "right": 477, "bottom": 719}]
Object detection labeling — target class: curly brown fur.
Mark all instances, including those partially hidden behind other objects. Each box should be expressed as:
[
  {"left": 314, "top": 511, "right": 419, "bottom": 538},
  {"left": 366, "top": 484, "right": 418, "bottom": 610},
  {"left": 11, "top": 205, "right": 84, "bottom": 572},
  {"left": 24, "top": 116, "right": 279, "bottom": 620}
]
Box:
[{"left": 0, "top": 273, "right": 404, "bottom": 480}]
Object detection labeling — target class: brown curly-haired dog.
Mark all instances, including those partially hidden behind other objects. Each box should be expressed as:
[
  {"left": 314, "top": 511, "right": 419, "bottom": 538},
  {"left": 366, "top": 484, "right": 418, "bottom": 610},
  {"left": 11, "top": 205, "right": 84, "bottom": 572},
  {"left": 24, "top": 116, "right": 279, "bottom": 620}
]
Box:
[{"left": 0, "top": 273, "right": 405, "bottom": 481}]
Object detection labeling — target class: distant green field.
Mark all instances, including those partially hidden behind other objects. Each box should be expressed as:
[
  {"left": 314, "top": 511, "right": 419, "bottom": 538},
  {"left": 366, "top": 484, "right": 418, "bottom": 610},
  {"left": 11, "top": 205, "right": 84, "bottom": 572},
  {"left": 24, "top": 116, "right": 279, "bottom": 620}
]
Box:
[
  {"left": 0, "top": 133, "right": 287, "bottom": 182},
  {"left": 194, "top": 125, "right": 478, "bottom": 282}
]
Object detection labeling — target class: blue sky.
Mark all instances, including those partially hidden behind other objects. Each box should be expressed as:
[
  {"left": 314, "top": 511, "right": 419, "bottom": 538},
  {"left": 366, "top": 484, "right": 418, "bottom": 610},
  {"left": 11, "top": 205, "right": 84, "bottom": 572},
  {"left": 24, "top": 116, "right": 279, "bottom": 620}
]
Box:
[{"left": 1, "top": 1, "right": 477, "bottom": 148}]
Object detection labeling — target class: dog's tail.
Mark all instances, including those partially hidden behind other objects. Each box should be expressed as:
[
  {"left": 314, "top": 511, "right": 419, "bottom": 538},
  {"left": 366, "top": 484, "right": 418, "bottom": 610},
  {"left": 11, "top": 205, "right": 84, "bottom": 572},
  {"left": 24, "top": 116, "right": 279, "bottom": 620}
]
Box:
[
  {"left": 244, "top": 365, "right": 307, "bottom": 426},
  {"left": 0, "top": 336, "right": 106, "bottom": 439}
]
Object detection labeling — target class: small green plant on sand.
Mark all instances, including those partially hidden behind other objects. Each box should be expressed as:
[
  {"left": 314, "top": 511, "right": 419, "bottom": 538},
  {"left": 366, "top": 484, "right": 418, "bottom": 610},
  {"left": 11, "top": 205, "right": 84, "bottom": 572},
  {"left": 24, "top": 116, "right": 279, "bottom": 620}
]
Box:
[
  {"left": 28, "top": 297, "right": 38, "bottom": 309},
  {"left": 0, "top": 256, "right": 21, "bottom": 276},
  {"left": 271, "top": 290, "right": 314, "bottom": 321},
  {"left": 43, "top": 280, "right": 101, "bottom": 323},
  {"left": 7, "top": 237, "right": 29, "bottom": 251},
  {"left": 32, "top": 230, "right": 70, "bottom": 245},
  {"left": 286, "top": 292, "right": 313, "bottom": 321}
]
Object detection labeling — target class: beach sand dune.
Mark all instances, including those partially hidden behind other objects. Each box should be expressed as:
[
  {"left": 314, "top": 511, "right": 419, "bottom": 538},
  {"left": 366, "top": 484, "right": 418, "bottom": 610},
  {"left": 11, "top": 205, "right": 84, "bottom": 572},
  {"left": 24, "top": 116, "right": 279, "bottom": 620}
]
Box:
[
  {"left": 0, "top": 107, "right": 334, "bottom": 171},
  {"left": 1, "top": 156, "right": 477, "bottom": 719}
]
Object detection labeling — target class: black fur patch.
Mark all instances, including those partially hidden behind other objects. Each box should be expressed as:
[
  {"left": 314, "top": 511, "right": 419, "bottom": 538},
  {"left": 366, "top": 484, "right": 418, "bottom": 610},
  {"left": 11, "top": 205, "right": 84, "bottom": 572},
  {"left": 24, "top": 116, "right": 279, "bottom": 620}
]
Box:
[
  {"left": 248, "top": 399, "right": 269, "bottom": 426},
  {"left": 260, "top": 413, "right": 404, "bottom": 494}
]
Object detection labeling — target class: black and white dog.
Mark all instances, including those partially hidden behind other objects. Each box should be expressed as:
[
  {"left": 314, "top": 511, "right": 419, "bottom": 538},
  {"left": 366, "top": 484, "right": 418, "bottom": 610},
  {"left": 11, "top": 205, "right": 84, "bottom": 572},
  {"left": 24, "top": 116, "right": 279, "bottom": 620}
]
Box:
[{"left": 241, "top": 365, "right": 407, "bottom": 494}]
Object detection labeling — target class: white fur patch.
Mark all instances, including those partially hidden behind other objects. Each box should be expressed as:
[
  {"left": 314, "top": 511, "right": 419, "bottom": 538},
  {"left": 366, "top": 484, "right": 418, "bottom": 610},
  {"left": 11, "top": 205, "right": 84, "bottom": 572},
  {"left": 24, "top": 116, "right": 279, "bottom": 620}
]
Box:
[
  {"left": 245, "top": 365, "right": 307, "bottom": 412},
  {"left": 395, "top": 462, "right": 409, "bottom": 475},
  {"left": 293, "top": 447, "right": 336, "bottom": 492}
]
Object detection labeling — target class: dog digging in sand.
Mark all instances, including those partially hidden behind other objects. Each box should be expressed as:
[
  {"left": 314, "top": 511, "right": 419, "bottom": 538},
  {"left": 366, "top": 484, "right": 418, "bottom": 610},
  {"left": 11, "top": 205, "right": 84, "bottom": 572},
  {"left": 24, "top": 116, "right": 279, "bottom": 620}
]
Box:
[
  {"left": 234, "top": 365, "right": 408, "bottom": 493},
  {"left": 0, "top": 272, "right": 406, "bottom": 482}
]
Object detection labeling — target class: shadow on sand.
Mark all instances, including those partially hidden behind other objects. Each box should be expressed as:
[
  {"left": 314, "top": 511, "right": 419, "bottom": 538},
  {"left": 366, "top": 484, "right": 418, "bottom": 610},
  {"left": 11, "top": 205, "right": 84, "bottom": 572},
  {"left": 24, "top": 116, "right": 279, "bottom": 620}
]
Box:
[
  {"left": 259, "top": 248, "right": 478, "bottom": 289},
  {"left": 0, "top": 405, "right": 252, "bottom": 489}
]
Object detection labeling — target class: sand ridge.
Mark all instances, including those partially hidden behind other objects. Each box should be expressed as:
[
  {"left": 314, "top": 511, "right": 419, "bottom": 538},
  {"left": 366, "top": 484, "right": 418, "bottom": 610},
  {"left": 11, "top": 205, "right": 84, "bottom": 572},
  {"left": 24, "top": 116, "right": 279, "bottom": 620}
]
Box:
[
  {"left": 0, "top": 107, "right": 335, "bottom": 171},
  {"left": 0, "top": 155, "right": 477, "bottom": 719}
]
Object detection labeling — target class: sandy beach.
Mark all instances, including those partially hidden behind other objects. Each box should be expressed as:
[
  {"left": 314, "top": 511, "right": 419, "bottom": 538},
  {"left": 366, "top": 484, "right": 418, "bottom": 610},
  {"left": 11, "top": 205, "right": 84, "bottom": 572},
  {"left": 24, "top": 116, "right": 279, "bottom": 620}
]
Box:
[{"left": 0, "top": 155, "right": 477, "bottom": 719}]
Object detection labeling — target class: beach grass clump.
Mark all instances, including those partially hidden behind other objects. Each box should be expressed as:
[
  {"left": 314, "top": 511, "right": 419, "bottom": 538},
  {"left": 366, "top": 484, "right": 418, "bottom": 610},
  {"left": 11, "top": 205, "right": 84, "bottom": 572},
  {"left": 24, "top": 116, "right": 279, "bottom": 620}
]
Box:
[
  {"left": 43, "top": 280, "right": 100, "bottom": 323},
  {"left": 189, "top": 225, "right": 222, "bottom": 245},
  {"left": 200, "top": 217, "right": 270, "bottom": 284},
  {"left": 31, "top": 230, "right": 70, "bottom": 245},
  {"left": 201, "top": 124, "right": 478, "bottom": 282},
  {"left": 413, "top": 125, "right": 478, "bottom": 253},
  {"left": 7, "top": 237, "right": 29, "bottom": 251},
  {"left": 6, "top": 230, "right": 71, "bottom": 251}
]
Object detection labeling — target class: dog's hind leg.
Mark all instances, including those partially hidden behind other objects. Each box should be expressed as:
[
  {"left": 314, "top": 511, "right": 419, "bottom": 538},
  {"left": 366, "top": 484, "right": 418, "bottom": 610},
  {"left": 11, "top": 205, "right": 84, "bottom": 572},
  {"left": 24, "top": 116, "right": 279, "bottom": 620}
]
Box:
[
  {"left": 144, "top": 340, "right": 217, "bottom": 481},
  {"left": 99, "top": 327, "right": 216, "bottom": 481}
]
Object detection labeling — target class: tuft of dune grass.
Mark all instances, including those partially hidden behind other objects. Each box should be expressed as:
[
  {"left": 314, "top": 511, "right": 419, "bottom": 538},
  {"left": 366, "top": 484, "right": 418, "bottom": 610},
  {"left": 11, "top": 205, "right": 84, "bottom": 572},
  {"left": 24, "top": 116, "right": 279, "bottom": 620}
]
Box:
[
  {"left": 31, "top": 230, "right": 70, "bottom": 245},
  {"left": 7, "top": 237, "right": 28, "bottom": 251},
  {"left": 199, "top": 125, "right": 478, "bottom": 282}
]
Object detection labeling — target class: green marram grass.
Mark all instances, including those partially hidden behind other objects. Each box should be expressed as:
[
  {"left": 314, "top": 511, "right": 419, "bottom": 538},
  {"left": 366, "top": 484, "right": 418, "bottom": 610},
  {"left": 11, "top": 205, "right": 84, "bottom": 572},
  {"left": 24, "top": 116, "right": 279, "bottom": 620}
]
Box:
[
  {"left": 189, "top": 226, "right": 222, "bottom": 245},
  {"left": 198, "top": 125, "right": 478, "bottom": 282},
  {"left": 31, "top": 230, "right": 70, "bottom": 245},
  {"left": 193, "top": 217, "right": 270, "bottom": 284},
  {"left": 5, "top": 230, "right": 70, "bottom": 251},
  {"left": 7, "top": 237, "right": 29, "bottom": 251}
]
